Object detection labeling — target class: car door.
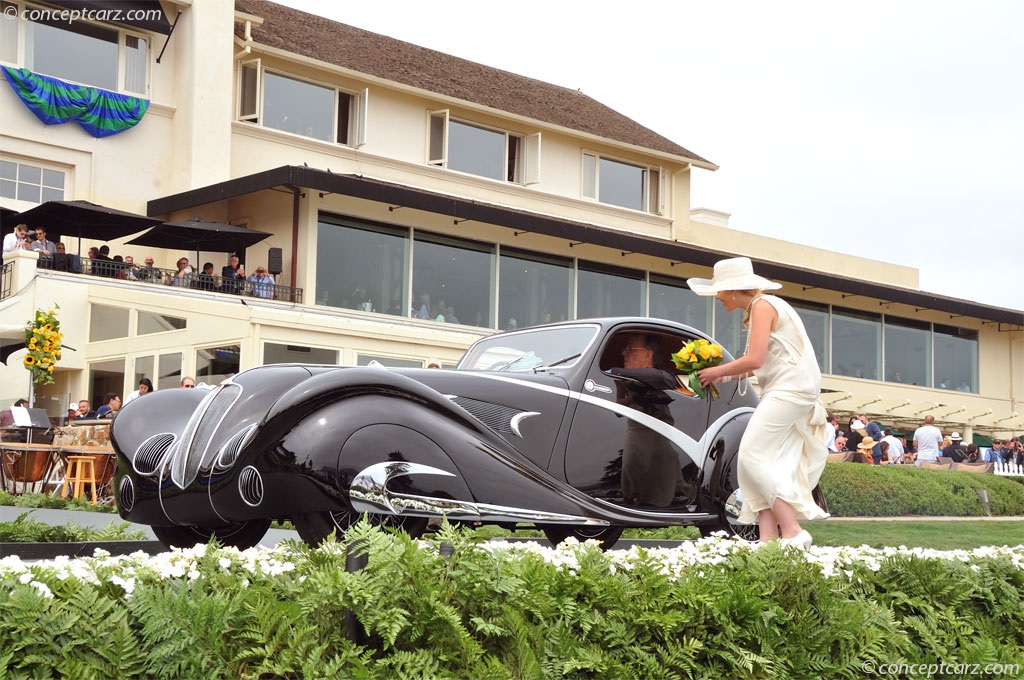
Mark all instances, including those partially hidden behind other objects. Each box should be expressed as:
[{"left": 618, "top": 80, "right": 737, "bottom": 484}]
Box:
[{"left": 561, "top": 324, "right": 712, "bottom": 510}]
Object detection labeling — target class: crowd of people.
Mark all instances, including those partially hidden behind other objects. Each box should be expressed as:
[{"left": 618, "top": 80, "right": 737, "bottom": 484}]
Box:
[
  {"left": 826, "top": 413, "right": 1023, "bottom": 467},
  {"left": 4, "top": 223, "right": 278, "bottom": 298}
]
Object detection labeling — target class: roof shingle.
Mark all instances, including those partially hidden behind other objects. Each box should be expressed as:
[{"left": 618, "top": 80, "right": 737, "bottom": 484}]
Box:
[{"left": 234, "top": 0, "right": 714, "bottom": 166}]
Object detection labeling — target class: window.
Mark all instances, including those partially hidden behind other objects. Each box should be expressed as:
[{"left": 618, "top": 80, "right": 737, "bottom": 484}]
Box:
[
  {"left": 89, "top": 305, "right": 130, "bottom": 342},
  {"left": 576, "top": 261, "right": 644, "bottom": 319},
  {"left": 832, "top": 307, "right": 881, "bottom": 380},
  {"left": 413, "top": 232, "right": 495, "bottom": 328},
  {"left": 316, "top": 216, "right": 408, "bottom": 314},
  {"left": 582, "top": 152, "right": 662, "bottom": 213},
  {"left": 137, "top": 311, "right": 186, "bottom": 335},
  {"left": 789, "top": 299, "right": 830, "bottom": 374},
  {"left": 933, "top": 324, "right": 978, "bottom": 393},
  {"left": 883, "top": 316, "right": 930, "bottom": 386},
  {"left": 238, "top": 61, "right": 367, "bottom": 146},
  {"left": 498, "top": 248, "right": 572, "bottom": 330},
  {"left": 134, "top": 355, "right": 154, "bottom": 391},
  {"left": 88, "top": 358, "right": 125, "bottom": 408},
  {"left": 713, "top": 303, "right": 746, "bottom": 360},
  {"left": 264, "top": 343, "right": 338, "bottom": 365},
  {"left": 157, "top": 353, "right": 182, "bottom": 391},
  {"left": 650, "top": 275, "right": 710, "bottom": 330},
  {"left": 428, "top": 110, "right": 540, "bottom": 184},
  {"left": 356, "top": 355, "right": 424, "bottom": 368},
  {"left": 3, "top": 5, "right": 149, "bottom": 94},
  {"left": 0, "top": 159, "right": 65, "bottom": 204},
  {"left": 196, "top": 345, "right": 240, "bottom": 386}
]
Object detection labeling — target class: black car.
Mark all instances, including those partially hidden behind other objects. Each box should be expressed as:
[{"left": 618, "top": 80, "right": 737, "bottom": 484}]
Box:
[{"left": 111, "top": 318, "right": 817, "bottom": 550}]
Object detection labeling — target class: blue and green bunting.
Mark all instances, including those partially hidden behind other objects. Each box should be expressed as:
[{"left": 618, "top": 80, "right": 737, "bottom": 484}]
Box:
[{"left": 2, "top": 66, "right": 149, "bottom": 138}]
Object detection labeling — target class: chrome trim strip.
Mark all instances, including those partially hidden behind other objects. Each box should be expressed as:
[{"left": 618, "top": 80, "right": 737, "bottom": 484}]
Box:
[
  {"left": 349, "top": 461, "right": 606, "bottom": 525},
  {"left": 509, "top": 411, "right": 540, "bottom": 437}
]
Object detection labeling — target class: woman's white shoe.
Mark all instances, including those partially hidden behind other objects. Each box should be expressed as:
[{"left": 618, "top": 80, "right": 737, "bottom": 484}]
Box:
[{"left": 778, "top": 530, "right": 813, "bottom": 550}]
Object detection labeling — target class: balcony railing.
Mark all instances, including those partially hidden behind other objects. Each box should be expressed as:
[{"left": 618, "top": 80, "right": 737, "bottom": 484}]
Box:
[{"left": 35, "top": 255, "right": 303, "bottom": 304}]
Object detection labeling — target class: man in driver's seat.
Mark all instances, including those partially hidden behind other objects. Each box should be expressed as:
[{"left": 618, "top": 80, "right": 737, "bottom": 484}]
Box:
[{"left": 608, "top": 333, "right": 691, "bottom": 507}]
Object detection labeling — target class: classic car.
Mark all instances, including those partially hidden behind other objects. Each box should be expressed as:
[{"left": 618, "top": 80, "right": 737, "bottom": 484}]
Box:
[{"left": 111, "top": 317, "right": 824, "bottom": 550}]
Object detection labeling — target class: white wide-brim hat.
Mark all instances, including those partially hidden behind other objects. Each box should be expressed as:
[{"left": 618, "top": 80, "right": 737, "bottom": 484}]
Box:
[{"left": 687, "top": 257, "right": 781, "bottom": 296}]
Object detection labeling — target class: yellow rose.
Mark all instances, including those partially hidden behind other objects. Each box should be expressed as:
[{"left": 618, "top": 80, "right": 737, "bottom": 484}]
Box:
[
  {"left": 709, "top": 344, "right": 723, "bottom": 359},
  {"left": 48, "top": 309, "right": 55, "bottom": 315},
  {"left": 699, "top": 344, "right": 711, "bottom": 360},
  {"left": 46, "top": 365, "right": 54, "bottom": 372}
]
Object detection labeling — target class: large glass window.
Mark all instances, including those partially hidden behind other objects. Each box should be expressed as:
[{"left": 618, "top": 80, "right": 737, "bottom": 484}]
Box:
[
  {"left": 832, "top": 307, "right": 881, "bottom": 380},
  {"left": 581, "top": 153, "right": 661, "bottom": 213},
  {"left": 576, "top": 261, "right": 644, "bottom": 319},
  {"left": 157, "top": 353, "right": 182, "bottom": 391},
  {"left": 0, "top": 159, "right": 65, "bottom": 204},
  {"left": 263, "top": 72, "right": 336, "bottom": 142},
  {"left": 15, "top": 14, "right": 148, "bottom": 94},
  {"left": 239, "top": 65, "right": 366, "bottom": 145},
  {"left": 89, "top": 305, "right": 130, "bottom": 342},
  {"left": 137, "top": 311, "right": 186, "bottom": 335},
  {"left": 933, "top": 324, "right": 978, "bottom": 393},
  {"left": 316, "top": 216, "right": 408, "bottom": 314},
  {"left": 884, "top": 316, "right": 931, "bottom": 386},
  {"left": 264, "top": 343, "right": 338, "bottom": 365},
  {"left": 713, "top": 305, "right": 746, "bottom": 359},
  {"left": 133, "top": 355, "right": 154, "bottom": 391},
  {"left": 88, "top": 358, "right": 125, "bottom": 408},
  {"left": 356, "top": 355, "right": 424, "bottom": 368},
  {"left": 499, "top": 248, "right": 572, "bottom": 329},
  {"left": 412, "top": 232, "right": 494, "bottom": 328},
  {"left": 0, "top": 2, "right": 16, "bottom": 63},
  {"left": 428, "top": 111, "right": 539, "bottom": 184},
  {"left": 196, "top": 345, "right": 240, "bottom": 386},
  {"left": 789, "top": 299, "right": 830, "bottom": 374},
  {"left": 650, "top": 275, "right": 711, "bottom": 331}
]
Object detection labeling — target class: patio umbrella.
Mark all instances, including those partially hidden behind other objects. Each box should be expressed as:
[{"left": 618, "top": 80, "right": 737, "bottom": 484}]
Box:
[
  {"left": 125, "top": 219, "right": 272, "bottom": 263},
  {"left": 11, "top": 200, "right": 161, "bottom": 244}
]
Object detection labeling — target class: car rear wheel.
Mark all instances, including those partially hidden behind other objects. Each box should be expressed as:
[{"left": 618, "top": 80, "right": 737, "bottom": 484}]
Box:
[
  {"left": 152, "top": 519, "right": 271, "bottom": 550},
  {"left": 703, "top": 484, "right": 829, "bottom": 542},
  {"left": 541, "top": 525, "right": 624, "bottom": 550},
  {"left": 293, "top": 508, "right": 429, "bottom": 546}
]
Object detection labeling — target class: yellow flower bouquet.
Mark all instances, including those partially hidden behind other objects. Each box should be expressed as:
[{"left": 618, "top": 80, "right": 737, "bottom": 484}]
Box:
[
  {"left": 24, "top": 306, "right": 62, "bottom": 385},
  {"left": 670, "top": 338, "right": 724, "bottom": 400}
]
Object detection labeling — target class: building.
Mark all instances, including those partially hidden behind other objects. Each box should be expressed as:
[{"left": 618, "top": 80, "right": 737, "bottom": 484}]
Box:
[{"left": 2, "top": 0, "right": 1022, "bottom": 442}]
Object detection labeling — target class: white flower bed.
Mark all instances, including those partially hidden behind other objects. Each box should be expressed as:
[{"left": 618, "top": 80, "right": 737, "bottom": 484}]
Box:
[{"left": 3, "top": 533, "right": 1022, "bottom": 600}]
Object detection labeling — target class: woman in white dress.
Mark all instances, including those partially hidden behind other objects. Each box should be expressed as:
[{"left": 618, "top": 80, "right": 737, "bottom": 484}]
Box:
[{"left": 688, "top": 257, "right": 828, "bottom": 548}]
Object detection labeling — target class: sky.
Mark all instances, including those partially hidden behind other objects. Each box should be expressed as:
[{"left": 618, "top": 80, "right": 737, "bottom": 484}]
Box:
[{"left": 279, "top": 0, "right": 1023, "bottom": 312}]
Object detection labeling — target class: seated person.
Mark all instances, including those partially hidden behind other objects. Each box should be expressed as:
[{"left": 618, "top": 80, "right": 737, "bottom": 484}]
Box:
[
  {"left": 1, "top": 399, "right": 30, "bottom": 441},
  {"left": 95, "top": 393, "right": 122, "bottom": 418}
]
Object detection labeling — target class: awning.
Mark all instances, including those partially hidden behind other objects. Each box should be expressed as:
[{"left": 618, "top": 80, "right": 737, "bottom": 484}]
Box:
[
  {"left": 50, "top": 1, "right": 173, "bottom": 34},
  {"left": 147, "top": 165, "right": 1024, "bottom": 326}
]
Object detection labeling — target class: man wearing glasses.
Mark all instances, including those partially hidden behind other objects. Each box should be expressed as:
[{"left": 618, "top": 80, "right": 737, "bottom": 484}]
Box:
[
  {"left": 180, "top": 377, "right": 196, "bottom": 388},
  {"left": 248, "top": 265, "right": 275, "bottom": 299}
]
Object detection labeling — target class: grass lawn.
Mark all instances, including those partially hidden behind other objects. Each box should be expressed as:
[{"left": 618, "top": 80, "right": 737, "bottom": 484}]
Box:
[{"left": 804, "top": 519, "right": 1024, "bottom": 550}]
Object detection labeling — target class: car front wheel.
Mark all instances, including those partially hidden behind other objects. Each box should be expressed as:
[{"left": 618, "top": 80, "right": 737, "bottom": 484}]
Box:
[
  {"left": 293, "top": 508, "right": 429, "bottom": 546},
  {"left": 152, "top": 519, "right": 271, "bottom": 550}
]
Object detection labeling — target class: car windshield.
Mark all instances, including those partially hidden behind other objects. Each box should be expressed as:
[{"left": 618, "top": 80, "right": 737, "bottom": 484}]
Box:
[{"left": 459, "top": 325, "right": 599, "bottom": 372}]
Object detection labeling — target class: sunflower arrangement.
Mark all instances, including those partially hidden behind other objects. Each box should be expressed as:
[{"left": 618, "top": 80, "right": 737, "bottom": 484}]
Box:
[
  {"left": 24, "top": 306, "right": 62, "bottom": 385},
  {"left": 670, "top": 338, "right": 724, "bottom": 400}
]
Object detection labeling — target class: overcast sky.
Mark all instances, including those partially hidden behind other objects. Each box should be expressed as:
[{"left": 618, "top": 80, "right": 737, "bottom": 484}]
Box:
[{"left": 280, "top": 0, "right": 1023, "bottom": 312}]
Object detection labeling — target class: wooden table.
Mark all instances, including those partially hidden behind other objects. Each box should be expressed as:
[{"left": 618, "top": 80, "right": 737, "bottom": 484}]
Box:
[{"left": 1, "top": 443, "right": 62, "bottom": 495}]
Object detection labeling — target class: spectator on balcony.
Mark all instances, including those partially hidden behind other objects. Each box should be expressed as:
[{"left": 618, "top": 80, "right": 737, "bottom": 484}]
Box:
[
  {"left": 167, "top": 257, "right": 192, "bottom": 286},
  {"left": 93, "top": 244, "right": 116, "bottom": 277},
  {"left": 53, "top": 242, "right": 83, "bottom": 273},
  {"left": 29, "top": 226, "right": 56, "bottom": 255},
  {"left": 3, "top": 223, "right": 31, "bottom": 253},
  {"left": 193, "top": 262, "right": 217, "bottom": 291},
  {"left": 136, "top": 256, "right": 160, "bottom": 283},
  {"left": 221, "top": 255, "right": 245, "bottom": 294},
  {"left": 248, "top": 266, "right": 275, "bottom": 298}
]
